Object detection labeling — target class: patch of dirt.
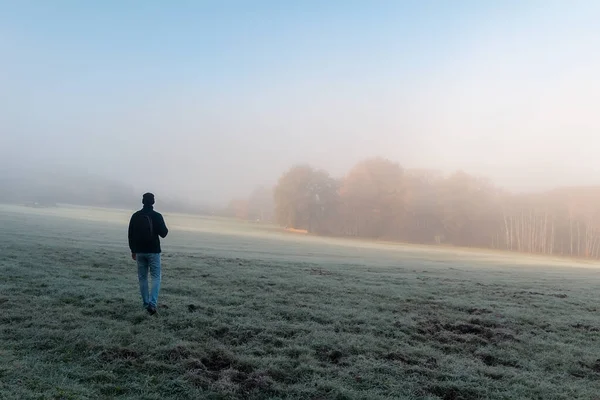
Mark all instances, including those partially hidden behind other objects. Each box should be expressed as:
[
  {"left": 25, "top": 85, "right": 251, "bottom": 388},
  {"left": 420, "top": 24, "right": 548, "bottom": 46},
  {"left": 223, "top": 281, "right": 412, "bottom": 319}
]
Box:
[
  {"left": 467, "top": 318, "right": 500, "bottom": 329},
  {"left": 519, "top": 290, "right": 545, "bottom": 296},
  {"left": 416, "top": 319, "right": 517, "bottom": 345},
  {"left": 200, "top": 349, "right": 254, "bottom": 374},
  {"left": 426, "top": 385, "right": 481, "bottom": 400},
  {"left": 416, "top": 319, "right": 443, "bottom": 336},
  {"left": 308, "top": 268, "right": 333, "bottom": 276},
  {"left": 100, "top": 347, "right": 140, "bottom": 361},
  {"left": 183, "top": 358, "right": 205, "bottom": 370},
  {"left": 286, "top": 348, "right": 302, "bottom": 359},
  {"left": 104, "top": 298, "right": 125, "bottom": 304},
  {"left": 571, "top": 323, "right": 600, "bottom": 332},
  {"left": 425, "top": 357, "right": 439, "bottom": 368},
  {"left": 385, "top": 352, "right": 420, "bottom": 365},
  {"left": 59, "top": 294, "right": 86, "bottom": 305},
  {"left": 579, "top": 359, "right": 600, "bottom": 373},
  {"left": 315, "top": 346, "right": 345, "bottom": 364},
  {"left": 188, "top": 304, "right": 198, "bottom": 312},
  {"left": 184, "top": 350, "right": 268, "bottom": 394},
  {"left": 236, "top": 370, "right": 274, "bottom": 391},
  {"left": 385, "top": 352, "right": 439, "bottom": 369},
  {"left": 266, "top": 366, "right": 301, "bottom": 384},
  {"left": 479, "top": 353, "right": 520, "bottom": 368},
  {"left": 444, "top": 323, "right": 490, "bottom": 337},
  {"left": 483, "top": 371, "right": 505, "bottom": 380},
  {"left": 163, "top": 345, "right": 195, "bottom": 361},
  {"left": 570, "top": 370, "right": 587, "bottom": 378},
  {"left": 212, "top": 326, "right": 229, "bottom": 337},
  {"left": 466, "top": 307, "right": 492, "bottom": 315},
  {"left": 515, "top": 290, "right": 568, "bottom": 299}
]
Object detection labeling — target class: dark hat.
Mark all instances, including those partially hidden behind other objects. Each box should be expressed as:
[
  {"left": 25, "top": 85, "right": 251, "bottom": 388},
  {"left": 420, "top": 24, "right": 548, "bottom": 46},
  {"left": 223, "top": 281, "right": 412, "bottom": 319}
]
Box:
[{"left": 142, "top": 192, "right": 155, "bottom": 206}]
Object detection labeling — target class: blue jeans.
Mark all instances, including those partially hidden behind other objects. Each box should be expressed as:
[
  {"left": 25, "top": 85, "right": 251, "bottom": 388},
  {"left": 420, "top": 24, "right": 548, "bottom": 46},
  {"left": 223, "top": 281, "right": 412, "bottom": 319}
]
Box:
[{"left": 136, "top": 253, "right": 161, "bottom": 309}]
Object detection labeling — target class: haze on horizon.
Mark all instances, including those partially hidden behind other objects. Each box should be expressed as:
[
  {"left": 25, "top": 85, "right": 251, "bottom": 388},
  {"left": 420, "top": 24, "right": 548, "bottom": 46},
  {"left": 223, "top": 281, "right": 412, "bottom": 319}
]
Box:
[{"left": 1, "top": 1, "right": 599, "bottom": 206}]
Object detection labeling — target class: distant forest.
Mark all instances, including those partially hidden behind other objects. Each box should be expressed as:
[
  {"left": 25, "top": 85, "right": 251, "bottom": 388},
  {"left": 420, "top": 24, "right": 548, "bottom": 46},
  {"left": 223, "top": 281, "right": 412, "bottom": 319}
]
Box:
[
  {"left": 226, "top": 158, "right": 600, "bottom": 260},
  {"left": 4, "top": 161, "right": 600, "bottom": 260}
]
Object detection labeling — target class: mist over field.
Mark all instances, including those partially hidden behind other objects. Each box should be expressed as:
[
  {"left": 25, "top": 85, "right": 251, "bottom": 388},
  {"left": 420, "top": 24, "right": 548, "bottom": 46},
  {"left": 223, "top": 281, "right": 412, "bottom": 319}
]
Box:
[
  {"left": 2, "top": 1, "right": 600, "bottom": 205},
  {"left": 2, "top": 1, "right": 600, "bottom": 262},
  {"left": 2, "top": 1, "right": 600, "bottom": 399}
]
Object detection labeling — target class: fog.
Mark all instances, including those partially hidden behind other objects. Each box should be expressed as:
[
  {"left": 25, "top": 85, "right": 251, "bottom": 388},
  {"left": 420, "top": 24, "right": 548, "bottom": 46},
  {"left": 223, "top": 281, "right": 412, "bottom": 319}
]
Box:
[{"left": 1, "top": 1, "right": 600, "bottom": 206}]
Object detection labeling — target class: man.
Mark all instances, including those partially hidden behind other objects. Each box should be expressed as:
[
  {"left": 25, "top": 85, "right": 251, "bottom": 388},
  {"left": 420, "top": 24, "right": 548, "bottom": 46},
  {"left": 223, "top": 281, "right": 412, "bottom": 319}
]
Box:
[{"left": 128, "top": 192, "right": 169, "bottom": 315}]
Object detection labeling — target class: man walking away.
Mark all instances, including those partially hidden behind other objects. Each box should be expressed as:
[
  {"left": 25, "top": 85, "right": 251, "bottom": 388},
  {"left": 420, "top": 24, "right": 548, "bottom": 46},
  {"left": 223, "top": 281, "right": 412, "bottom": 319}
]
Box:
[{"left": 128, "top": 193, "right": 168, "bottom": 315}]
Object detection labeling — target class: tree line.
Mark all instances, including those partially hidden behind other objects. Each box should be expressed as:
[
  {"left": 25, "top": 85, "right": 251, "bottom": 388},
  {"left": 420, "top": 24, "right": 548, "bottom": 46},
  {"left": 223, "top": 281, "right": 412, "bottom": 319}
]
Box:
[{"left": 227, "top": 157, "right": 600, "bottom": 260}]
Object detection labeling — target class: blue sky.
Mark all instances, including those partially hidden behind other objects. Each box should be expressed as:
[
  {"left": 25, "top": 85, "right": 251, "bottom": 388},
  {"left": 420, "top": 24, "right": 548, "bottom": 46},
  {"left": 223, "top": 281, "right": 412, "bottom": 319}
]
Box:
[
  {"left": 2, "top": 1, "right": 599, "bottom": 203},
  {"left": 3, "top": 1, "right": 515, "bottom": 99}
]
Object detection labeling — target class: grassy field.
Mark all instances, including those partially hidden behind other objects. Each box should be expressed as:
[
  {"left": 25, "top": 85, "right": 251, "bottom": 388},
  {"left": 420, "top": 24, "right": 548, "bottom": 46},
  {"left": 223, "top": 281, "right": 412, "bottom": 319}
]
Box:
[{"left": 2, "top": 205, "right": 600, "bottom": 400}]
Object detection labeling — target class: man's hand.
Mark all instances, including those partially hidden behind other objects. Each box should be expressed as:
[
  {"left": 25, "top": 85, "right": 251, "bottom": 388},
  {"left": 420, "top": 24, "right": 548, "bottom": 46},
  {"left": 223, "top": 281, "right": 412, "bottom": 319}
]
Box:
[{"left": 131, "top": 253, "right": 137, "bottom": 261}]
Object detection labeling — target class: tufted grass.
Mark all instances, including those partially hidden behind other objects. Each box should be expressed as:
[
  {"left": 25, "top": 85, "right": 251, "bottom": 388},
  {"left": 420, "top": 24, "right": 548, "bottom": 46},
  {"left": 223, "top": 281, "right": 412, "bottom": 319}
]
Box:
[{"left": 1, "top": 205, "right": 600, "bottom": 399}]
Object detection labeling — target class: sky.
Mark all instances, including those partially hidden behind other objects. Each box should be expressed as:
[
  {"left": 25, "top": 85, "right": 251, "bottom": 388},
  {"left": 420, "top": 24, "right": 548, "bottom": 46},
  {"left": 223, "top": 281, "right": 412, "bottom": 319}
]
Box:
[{"left": 1, "top": 0, "right": 600, "bottom": 204}]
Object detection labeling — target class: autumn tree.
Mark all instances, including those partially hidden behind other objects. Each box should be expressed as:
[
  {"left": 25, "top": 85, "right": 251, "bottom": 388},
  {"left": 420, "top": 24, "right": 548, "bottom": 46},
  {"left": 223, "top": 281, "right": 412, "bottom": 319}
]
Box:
[
  {"left": 436, "top": 171, "right": 500, "bottom": 246},
  {"left": 273, "top": 165, "right": 339, "bottom": 233},
  {"left": 403, "top": 169, "right": 444, "bottom": 243},
  {"left": 339, "top": 158, "right": 405, "bottom": 238}
]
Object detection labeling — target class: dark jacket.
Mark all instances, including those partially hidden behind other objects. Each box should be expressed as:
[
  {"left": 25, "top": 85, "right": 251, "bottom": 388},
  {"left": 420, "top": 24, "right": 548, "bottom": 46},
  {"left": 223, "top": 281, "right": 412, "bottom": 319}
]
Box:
[{"left": 128, "top": 205, "right": 169, "bottom": 254}]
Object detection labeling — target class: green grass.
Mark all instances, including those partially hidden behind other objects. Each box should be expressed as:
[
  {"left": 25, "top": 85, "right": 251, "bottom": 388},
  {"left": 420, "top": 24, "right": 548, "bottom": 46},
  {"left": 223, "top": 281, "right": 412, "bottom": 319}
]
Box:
[{"left": 1, "top": 205, "right": 600, "bottom": 399}]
